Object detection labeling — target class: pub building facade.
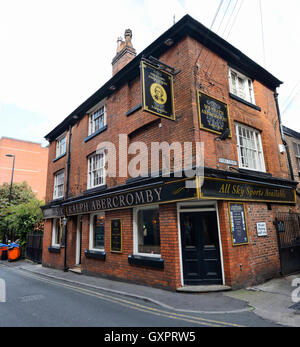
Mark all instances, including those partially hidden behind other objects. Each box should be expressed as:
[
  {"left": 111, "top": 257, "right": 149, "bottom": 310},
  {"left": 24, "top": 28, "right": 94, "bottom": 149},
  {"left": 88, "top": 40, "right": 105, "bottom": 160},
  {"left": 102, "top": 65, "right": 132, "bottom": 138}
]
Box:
[{"left": 42, "top": 15, "right": 298, "bottom": 290}]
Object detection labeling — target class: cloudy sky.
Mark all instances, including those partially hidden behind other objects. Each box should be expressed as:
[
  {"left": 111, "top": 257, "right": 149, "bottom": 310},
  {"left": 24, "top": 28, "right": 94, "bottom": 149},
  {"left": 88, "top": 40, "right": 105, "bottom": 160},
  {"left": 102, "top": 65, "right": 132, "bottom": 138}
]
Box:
[{"left": 0, "top": 0, "right": 299, "bottom": 146}]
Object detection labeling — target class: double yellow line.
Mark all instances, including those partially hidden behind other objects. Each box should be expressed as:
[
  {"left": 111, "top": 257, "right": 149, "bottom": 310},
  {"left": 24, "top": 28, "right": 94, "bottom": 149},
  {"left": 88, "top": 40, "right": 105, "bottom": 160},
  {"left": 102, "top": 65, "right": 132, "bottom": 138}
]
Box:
[{"left": 18, "top": 270, "right": 244, "bottom": 327}]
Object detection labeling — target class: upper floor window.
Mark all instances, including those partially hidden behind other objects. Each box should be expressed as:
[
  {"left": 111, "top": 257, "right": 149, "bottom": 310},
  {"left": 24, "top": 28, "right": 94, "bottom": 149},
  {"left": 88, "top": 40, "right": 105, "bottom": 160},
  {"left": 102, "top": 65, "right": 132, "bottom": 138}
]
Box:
[
  {"left": 88, "top": 104, "right": 106, "bottom": 136},
  {"left": 53, "top": 170, "right": 65, "bottom": 199},
  {"left": 56, "top": 134, "right": 67, "bottom": 158},
  {"left": 87, "top": 151, "right": 106, "bottom": 189},
  {"left": 236, "top": 123, "right": 266, "bottom": 172},
  {"left": 229, "top": 68, "right": 255, "bottom": 105},
  {"left": 293, "top": 142, "right": 300, "bottom": 172}
]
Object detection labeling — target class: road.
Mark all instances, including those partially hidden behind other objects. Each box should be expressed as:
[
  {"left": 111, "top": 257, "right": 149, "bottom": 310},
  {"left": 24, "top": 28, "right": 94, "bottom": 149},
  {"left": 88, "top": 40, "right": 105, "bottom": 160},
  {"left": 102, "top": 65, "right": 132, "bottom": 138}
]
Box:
[{"left": 0, "top": 264, "right": 279, "bottom": 328}]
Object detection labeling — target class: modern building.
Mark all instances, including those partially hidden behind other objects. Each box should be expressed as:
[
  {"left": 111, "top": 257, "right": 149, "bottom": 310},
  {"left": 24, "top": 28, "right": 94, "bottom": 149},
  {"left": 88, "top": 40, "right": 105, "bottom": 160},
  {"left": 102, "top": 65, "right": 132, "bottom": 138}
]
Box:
[
  {"left": 42, "top": 15, "right": 298, "bottom": 290},
  {"left": 0, "top": 137, "right": 48, "bottom": 200}
]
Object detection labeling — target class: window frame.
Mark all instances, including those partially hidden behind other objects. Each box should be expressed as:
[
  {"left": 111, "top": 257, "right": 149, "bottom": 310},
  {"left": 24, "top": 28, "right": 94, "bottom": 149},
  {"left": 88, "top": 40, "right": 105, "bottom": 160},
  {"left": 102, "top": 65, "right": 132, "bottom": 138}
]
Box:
[
  {"left": 133, "top": 205, "right": 161, "bottom": 258},
  {"left": 293, "top": 142, "right": 300, "bottom": 171},
  {"left": 52, "top": 218, "right": 61, "bottom": 247},
  {"left": 228, "top": 67, "right": 256, "bottom": 105},
  {"left": 87, "top": 150, "right": 106, "bottom": 190},
  {"left": 235, "top": 123, "right": 266, "bottom": 173},
  {"left": 55, "top": 133, "right": 67, "bottom": 158},
  {"left": 88, "top": 100, "right": 107, "bottom": 136},
  {"left": 53, "top": 170, "right": 65, "bottom": 200},
  {"left": 89, "top": 212, "right": 105, "bottom": 251}
]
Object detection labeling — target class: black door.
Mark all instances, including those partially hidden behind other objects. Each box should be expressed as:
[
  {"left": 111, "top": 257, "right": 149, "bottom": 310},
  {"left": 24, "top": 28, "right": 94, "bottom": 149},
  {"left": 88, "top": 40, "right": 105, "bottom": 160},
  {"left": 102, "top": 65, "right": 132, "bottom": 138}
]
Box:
[{"left": 180, "top": 211, "right": 222, "bottom": 285}]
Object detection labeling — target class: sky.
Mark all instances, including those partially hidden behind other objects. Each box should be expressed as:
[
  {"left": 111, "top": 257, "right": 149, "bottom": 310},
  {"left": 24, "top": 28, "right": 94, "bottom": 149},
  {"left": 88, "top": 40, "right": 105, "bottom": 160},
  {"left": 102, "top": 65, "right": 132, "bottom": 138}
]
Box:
[{"left": 0, "top": 0, "right": 299, "bottom": 146}]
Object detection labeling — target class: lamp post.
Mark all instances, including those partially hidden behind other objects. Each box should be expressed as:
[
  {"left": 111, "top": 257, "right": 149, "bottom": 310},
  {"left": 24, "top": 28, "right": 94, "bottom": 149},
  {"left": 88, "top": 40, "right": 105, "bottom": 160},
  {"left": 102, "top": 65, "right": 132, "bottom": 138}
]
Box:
[{"left": 5, "top": 154, "right": 15, "bottom": 242}]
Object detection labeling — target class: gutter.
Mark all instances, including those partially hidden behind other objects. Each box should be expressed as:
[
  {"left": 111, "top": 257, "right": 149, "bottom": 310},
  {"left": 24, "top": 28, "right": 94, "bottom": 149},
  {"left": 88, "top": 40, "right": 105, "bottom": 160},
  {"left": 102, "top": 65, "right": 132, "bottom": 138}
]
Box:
[{"left": 274, "top": 91, "right": 295, "bottom": 181}]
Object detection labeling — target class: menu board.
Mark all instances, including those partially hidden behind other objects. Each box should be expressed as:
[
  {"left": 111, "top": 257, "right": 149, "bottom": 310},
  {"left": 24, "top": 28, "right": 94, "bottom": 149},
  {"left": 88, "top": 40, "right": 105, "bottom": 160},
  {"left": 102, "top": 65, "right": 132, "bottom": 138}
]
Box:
[
  {"left": 228, "top": 203, "right": 249, "bottom": 246},
  {"left": 110, "top": 219, "right": 122, "bottom": 253}
]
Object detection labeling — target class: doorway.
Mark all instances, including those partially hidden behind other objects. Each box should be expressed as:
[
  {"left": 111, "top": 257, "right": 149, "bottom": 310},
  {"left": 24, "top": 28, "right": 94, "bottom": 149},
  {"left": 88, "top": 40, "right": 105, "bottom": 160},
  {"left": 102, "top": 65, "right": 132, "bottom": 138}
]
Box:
[{"left": 179, "top": 205, "right": 223, "bottom": 285}]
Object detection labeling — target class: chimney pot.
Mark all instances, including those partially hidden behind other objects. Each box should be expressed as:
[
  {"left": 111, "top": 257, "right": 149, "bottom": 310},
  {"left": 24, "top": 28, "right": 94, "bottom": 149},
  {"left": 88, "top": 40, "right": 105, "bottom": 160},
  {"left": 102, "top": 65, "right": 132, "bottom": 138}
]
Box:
[{"left": 112, "top": 28, "right": 136, "bottom": 76}]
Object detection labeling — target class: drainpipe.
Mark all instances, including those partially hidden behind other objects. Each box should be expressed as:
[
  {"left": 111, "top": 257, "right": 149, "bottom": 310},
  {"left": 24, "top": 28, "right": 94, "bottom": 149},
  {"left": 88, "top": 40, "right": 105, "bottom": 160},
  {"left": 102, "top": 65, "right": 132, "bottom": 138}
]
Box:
[
  {"left": 274, "top": 91, "right": 295, "bottom": 181},
  {"left": 63, "top": 125, "right": 72, "bottom": 272}
]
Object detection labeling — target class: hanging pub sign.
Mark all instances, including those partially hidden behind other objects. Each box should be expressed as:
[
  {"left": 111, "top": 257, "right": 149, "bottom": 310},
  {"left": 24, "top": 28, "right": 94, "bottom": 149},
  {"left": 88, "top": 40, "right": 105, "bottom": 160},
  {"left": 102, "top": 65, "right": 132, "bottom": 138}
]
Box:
[
  {"left": 141, "top": 60, "right": 175, "bottom": 120},
  {"left": 110, "top": 219, "right": 122, "bottom": 253},
  {"left": 228, "top": 203, "right": 249, "bottom": 246},
  {"left": 197, "top": 91, "right": 231, "bottom": 136}
]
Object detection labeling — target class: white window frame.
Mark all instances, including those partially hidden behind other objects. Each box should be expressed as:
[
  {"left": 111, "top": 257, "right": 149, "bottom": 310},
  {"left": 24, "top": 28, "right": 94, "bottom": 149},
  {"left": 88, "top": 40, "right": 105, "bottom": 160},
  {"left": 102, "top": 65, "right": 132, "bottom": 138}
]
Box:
[
  {"left": 293, "top": 142, "right": 300, "bottom": 172},
  {"left": 52, "top": 218, "right": 61, "bottom": 247},
  {"left": 235, "top": 123, "right": 266, "bottom": 172},
  {"left": 89, "top": 212, "right": 105, "bottom": 251},
  {"left": 229, "top": 67, "right": 256, "bottom": 105},
  {"left": 55, "top": 133, "right": 67, "bottom": 158},
  {"left": 88, "top": 100, "right": 107, "bottom": 136},
  {"left": 53, "top": 170, "right": 65, "bottom": 200},
  {"left": 87, "top": 151, "right": 106, "bottom": 190},
  {"left": 133, "top": 205, "right": 161, "bottom": 258}
]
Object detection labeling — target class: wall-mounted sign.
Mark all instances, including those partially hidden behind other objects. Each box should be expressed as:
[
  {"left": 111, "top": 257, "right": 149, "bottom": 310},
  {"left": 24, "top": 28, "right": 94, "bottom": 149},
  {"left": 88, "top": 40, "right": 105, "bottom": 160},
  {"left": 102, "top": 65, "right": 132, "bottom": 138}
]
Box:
[
  {"left": 197, "top": 92, "right": 231, "bottom": 136},
  {"left": 219, "top": 158, "right": 237, "bottom": 166},
  {"left": 256, "top": 222, "right": 268, "bottom": 237},
  {"left": 201, "top": 177, "right": 296, "bottom": 204},
  {"left": 65, "top": 178, "right": 198, "bottom": 216},
  {"left": 228, "top": 203, "right": 249, "bottom": 246},
  {"left": 110, "top": 219, "right": 122, "bottom": 253},
  {"left": 141, "top": 61, "right": 175, "bottom": 120}
]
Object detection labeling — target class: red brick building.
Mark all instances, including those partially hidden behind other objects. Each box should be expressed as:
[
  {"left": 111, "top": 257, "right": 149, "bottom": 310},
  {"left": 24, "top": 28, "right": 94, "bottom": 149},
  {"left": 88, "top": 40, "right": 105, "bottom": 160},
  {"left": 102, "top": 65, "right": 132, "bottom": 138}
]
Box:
[
  {"left": 0, "top": 137, "right": 48, "bottom": 200},
  {"left": 42, "top": 15, "right": 298, "bottom": 290}
]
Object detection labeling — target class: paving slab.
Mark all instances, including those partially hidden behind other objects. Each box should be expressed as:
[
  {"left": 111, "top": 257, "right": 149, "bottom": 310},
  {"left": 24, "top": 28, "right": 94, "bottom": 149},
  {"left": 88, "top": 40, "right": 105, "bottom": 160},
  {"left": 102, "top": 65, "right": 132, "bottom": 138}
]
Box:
[{"left": 224, "top": 274, "right": 300, "bottom": 327}]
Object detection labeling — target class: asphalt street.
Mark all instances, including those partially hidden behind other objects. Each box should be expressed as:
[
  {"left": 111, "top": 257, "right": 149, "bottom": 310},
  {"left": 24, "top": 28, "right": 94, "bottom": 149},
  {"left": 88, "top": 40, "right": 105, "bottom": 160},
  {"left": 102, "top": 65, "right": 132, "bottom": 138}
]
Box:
[{"left": 0, "top": 264, "right": 280, "bottom": 327}]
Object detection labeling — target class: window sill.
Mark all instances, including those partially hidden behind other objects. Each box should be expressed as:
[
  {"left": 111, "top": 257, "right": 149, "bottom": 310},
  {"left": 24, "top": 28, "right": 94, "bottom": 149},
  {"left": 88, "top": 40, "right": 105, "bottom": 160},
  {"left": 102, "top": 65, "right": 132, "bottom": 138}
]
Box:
[
  {"left": 84, "top": 126, "right": 108, "bottom": 143},
  {"left": 53, "top": 153, "right": 66, "bottom": 163},
  {"left": 48, "top": 246, "right": 61, "bottom": 254},
  {"left": 83, "top": 184, "right": 107, "bottom": 196},
  {"left": 126, "top": 104, "right": 142, "bottom": 117},
  {"left": 51, "top": 197, "right": 64, "bottom": 204},
  {"left": 85, "top": 250, "right": 106, "bottom": 260},
  {"left": 238, "top": 168, "right": 271, "bottom": 178},
  {"left": 128, "top": 255, "right": 164, "bottom": 269},
  {"left": 229, "top": 93, "right": 261, "bottom": 112}
]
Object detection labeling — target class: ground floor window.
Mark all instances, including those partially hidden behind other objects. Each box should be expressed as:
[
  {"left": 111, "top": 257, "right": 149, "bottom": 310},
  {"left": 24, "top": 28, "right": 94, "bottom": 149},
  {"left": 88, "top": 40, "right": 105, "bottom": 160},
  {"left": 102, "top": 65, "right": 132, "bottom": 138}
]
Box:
[
  {"left": 52, "top": 218, "right": 61, "bottom": 247},
  {"left": 89, "top": 213, "right": 105, "bottom": 250},
  {"left": 134, "top": 206, "right": 161, "bottom": 256}
]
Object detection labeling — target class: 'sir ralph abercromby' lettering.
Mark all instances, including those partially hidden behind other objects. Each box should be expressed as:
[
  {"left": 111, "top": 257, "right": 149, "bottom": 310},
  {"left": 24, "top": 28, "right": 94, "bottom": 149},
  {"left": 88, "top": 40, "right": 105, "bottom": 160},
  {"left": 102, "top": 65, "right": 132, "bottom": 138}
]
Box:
[{"left": 66, "top": 187, "right": 162, "bottom": 216}]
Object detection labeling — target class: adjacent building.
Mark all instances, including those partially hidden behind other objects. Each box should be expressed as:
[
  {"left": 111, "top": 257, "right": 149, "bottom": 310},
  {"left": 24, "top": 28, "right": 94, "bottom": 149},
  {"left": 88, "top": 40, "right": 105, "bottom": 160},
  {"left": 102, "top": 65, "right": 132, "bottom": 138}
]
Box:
[
  {"left": 282, "top": 126, "right": 300, "bottom": 211},
  {"left": 42, "top": 15, "right": 298, "bottom": 290},
  {"left": 0, "top": 137, "right": 48, "bottom": 200}
]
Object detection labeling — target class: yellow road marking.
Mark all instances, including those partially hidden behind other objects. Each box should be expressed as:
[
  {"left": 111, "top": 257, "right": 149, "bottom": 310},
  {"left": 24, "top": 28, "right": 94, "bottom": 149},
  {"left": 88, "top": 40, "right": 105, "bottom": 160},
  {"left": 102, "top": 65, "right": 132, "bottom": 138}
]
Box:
[{"left": 16, "top": 269, "right": 244, "bottom": 327}]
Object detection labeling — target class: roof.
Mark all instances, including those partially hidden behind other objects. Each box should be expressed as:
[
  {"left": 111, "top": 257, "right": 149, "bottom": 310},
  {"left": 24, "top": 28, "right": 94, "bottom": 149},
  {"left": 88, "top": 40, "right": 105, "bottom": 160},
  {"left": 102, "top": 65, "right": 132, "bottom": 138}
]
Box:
[
  {"left": 283, "top": 126, "right": 300, "bottom": 140},
  {"left": 45, "top": 14, "right": 283, "bottom": 142}
]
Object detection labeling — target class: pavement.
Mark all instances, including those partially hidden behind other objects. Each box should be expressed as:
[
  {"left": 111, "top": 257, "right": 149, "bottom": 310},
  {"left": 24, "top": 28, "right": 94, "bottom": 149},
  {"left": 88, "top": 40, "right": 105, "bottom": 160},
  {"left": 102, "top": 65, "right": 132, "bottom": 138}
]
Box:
[{"left": 1, "top": 259, "right": 300, "bottom": 327}]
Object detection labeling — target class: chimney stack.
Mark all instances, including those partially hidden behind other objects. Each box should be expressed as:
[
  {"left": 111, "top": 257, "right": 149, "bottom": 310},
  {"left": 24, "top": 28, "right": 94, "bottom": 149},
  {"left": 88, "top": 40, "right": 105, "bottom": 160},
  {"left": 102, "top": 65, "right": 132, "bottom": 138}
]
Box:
[{"left": 112, "top": 29, "right": 136, "bottom": 76}]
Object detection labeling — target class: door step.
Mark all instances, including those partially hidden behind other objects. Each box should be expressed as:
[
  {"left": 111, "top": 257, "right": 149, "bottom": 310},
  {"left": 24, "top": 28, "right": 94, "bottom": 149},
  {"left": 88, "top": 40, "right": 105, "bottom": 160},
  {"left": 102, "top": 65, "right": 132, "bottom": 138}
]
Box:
[
  {"left": 176, "top": 285, "right": 231, "bottom": 293},
  {"left": 68, "top": 266, "right": 82, "bottom": 274}
]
